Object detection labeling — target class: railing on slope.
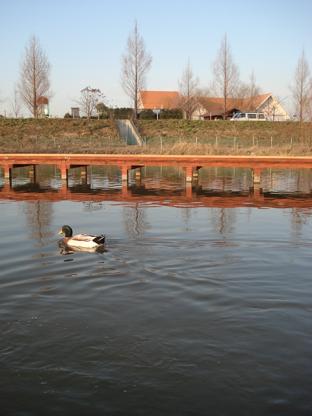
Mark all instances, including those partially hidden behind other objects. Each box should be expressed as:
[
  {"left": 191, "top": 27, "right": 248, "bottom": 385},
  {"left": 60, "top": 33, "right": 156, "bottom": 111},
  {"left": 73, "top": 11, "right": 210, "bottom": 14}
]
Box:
[{"left": 116, "top": 119, "right": 143, "bottom": 146}]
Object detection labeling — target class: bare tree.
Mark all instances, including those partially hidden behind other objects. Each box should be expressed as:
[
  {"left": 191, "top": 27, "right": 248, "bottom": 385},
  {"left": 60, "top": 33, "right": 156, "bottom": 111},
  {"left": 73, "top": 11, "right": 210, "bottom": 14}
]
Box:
[
  {"left": 78, "top": 87, "right": 104, "bottom": 119},
  {"left": 235, "top": 71, "right": 261, "bottom": 110},
  {"left": 248, "top": 71, "right": 261, "bottom": 101},
  {"left": 308, "top": 99, "right": 312, "bottom": 121},
  {"left": 178, "top": 59, "right": 200, "bottom": 120},
  {"left": 11, "top": 85, "right": 22, "bottom": 118},
  {"left": 291, "top": 50, "right": 312, "bottom": 122},
  {"left": 212, "top": 34, "right": 240, "bottom": 118},
  {"left": 18, "top": 36, "right": 51, "bottom": 118},
  {"left": 121, "top": 21, "right": 152, "bottom": 119}
]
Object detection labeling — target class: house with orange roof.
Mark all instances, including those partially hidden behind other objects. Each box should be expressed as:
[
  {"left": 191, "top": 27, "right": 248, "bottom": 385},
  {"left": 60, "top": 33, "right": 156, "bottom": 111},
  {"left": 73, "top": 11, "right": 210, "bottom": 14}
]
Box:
[
  {"left": 247, "top": 93, "right": 290, "bottom": 121},
  {"left": 193, "top": 93, "right": 290, "bottom": 120},
  {"left": 138, "top": 90, "right": 289, "bottom": 121},
  {"left": 138, "top": 91, "right": 181, "bottom": 111}
]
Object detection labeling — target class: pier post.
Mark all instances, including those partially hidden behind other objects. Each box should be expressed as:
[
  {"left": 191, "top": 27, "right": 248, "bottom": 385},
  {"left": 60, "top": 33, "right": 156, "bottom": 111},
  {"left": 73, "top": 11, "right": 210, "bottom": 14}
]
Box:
[
  {"left": 193, "top": 166, "right": 201, "bottom": 182},
  {"left": 251, "top": 168, "right": 263, "bottom": 199},
  {"left": 58, "top": 162, "right": 68, "bottom": 181},
  {"left": 58, "top": 181, "right": 67, "bottom": 197},
  {"left": 2, "top": 180, "right": 11, "bottom": 192},
  {"left": 135, "top": 168, "right": 142, "bottom": 181},
  {"left": 121, "top": 181, "right": 129, "bottom": 197},
  {"left": 185, "top": 166, "right": 193, "bottom": 183},
  {"left": 80, "top": 165, "right": 88, "bottom": 181},
  {"left": 3, "top": 164, "right": 12, "bottom": 181},
  {"left": 186, "top": 182, "right": 193, "bottom": 198},
  {"left": 252, "top": 168, "right": 262, "bottom": 185},
  {"left": 121, "top": 165, "right": 129, "bottom": 182},
  {"left": 252, "top": 184, "right": 263, "bottom": 199},
  {"left": 29, "top": 164, "right": 37, "bottom": 183}
]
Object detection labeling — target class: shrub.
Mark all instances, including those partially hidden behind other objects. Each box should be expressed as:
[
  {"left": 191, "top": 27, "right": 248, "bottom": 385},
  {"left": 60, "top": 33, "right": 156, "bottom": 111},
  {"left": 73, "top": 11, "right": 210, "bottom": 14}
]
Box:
[
  {"left": 160, "top": 108, "right": 183, "bottom": 119},
  {"left": 138, "top": 110, "right": 156, "bottom": 119},
  {"left": 112, "top": 107, "right": 133, "bottom": 119}
]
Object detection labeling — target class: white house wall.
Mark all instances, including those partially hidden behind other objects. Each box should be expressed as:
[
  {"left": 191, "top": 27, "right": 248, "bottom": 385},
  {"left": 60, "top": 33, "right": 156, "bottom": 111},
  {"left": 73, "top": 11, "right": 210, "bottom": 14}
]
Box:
[{"left": 258, "top": 96, "right": 290, "bottom": 121}]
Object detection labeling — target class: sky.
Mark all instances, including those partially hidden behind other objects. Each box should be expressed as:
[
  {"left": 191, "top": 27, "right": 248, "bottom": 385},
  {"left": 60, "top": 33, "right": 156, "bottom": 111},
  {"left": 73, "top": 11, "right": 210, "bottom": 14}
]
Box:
[{"left": 0, "top": 0, "right": 311, "bottom": 116}]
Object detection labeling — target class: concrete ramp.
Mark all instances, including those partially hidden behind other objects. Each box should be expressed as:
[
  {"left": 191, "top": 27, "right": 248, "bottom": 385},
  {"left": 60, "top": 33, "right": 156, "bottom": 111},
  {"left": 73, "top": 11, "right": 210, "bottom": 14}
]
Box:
[{"left": 116, "top": 119, "right": 143, "bottom": 146}]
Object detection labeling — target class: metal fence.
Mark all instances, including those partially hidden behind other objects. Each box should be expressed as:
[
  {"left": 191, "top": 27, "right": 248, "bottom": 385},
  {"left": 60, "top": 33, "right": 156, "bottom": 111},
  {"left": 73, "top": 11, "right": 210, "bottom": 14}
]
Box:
[{"left": 143, "top": 135, "right": 312, "bottom": 150}]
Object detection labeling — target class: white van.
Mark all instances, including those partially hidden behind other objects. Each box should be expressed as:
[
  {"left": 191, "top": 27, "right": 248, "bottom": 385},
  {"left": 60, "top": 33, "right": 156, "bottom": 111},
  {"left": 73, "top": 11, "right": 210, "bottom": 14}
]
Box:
[{"left": 231, "top": 112, "right": 267, "bottom": 121}]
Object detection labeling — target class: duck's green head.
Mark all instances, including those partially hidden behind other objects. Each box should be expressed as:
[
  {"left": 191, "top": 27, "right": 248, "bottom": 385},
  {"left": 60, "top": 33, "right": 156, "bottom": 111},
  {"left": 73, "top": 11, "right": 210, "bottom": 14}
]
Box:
[{"left": 59, "top": 225, "right": 73, "bottom": 237}]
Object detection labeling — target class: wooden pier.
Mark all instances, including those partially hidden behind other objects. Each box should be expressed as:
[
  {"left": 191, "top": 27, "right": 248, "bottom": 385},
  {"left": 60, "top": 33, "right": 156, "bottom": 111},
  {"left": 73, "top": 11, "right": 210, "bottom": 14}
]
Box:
[{"left": 1, "top": 153, "right": 312, "bottom": 185}]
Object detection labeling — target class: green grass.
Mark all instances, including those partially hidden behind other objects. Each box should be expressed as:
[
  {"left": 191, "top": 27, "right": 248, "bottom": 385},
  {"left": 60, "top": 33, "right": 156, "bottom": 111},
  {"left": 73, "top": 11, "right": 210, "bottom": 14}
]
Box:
[
  {"left": 0, "top": 118, "right": 312, "bottom": 155},
  {"left": 136, "top": 120, "right": 312, "bottom": 155},
  {"left": 137, "top": 119, "right": 312, "bottom": 142},
  {"left": 0, "top": 118, "right": 123, "bottom": 153}
]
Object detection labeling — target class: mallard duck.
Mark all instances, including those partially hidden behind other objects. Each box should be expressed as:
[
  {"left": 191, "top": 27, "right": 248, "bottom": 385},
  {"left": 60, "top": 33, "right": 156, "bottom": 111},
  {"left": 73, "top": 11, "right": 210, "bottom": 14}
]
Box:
[{"left": 58, "top": 225, "right": 105, "bottom": 249}]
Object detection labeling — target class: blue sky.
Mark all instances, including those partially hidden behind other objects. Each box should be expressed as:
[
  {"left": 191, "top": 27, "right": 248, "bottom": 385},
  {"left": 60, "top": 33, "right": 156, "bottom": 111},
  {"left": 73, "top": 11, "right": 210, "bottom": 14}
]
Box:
[{"left": 1, "top": 0, "right": 311, "bottom": 116}]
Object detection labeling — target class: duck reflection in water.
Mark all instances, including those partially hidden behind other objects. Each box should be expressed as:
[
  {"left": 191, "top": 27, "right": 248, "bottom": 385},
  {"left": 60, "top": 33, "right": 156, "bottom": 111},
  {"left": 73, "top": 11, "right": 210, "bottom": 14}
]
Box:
[{"left": 58, "top": 239, "right": 107, "bottom": 255}]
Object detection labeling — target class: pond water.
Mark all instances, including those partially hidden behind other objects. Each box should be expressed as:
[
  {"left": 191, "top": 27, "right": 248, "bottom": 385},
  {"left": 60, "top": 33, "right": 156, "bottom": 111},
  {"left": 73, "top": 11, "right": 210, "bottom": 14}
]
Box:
[{"left": 1, "top": 166, "right": 312, "bottom": 415}]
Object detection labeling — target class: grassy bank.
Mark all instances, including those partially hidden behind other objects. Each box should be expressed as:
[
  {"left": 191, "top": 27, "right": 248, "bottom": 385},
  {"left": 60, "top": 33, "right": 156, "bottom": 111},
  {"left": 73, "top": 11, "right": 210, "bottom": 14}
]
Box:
[
  {"left": 0, "top": 118, "right": 123, "bottom": 153},
  {"left": 137, "top": 120, "right": 312, "bottom": 155},
  {"left": 0, "top": 118, "right": 311, "bottom": 155},
  {"left": 138, "top": 119, "right": 312, "bottom": 142}
]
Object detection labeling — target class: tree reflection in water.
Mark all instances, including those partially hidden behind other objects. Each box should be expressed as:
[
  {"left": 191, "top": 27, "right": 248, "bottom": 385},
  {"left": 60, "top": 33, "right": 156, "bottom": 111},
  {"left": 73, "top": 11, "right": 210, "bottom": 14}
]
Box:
[
  {"left": 122, "top": 203, "right": 149, "bottom": 239},
  {"left": 21, "top": 201, "right": 53, "bottom": 247},
  {"left": 208, "top": 207, "right": 236, "bottom": 238}
]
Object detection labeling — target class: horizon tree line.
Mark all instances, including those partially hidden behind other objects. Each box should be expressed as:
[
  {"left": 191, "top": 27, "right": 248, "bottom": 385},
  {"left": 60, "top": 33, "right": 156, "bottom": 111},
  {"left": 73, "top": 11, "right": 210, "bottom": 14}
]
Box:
[{"left": 4, "top": 25, "right": 312, "bottom": 121}]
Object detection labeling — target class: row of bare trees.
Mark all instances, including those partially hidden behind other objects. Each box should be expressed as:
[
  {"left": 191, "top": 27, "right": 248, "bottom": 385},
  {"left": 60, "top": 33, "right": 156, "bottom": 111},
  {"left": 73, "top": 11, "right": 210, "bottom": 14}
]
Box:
[
  {"left": 9, "top": 25, "right": 312, "bottom": 121},
  {"left": 13, "top": 24, "right": 152, "bottom": 119},
  {"left": 174, "top": 35, "right": 263, "bottom": 120},
  {"left": 121, "top": 25, "right": 312, "bottom": 121},
  {"left": 179, "top": 34, "right": 312, "bottom": 121}
]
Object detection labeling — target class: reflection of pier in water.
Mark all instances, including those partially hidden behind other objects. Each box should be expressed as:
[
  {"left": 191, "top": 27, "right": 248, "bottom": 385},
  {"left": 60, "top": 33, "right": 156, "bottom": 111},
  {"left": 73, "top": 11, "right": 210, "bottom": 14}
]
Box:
[
  {"left": 1, "top": 154, "right": 312, "bottom": 208},
  {"left": 1, "top": 180, "right": 312, "bottom": 209}
]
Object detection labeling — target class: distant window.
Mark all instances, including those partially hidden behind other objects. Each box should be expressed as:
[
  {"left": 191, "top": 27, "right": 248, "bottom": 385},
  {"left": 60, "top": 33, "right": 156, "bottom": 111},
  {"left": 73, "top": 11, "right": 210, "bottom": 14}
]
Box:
[
  {"left": 248, "top": 113, "right": 257, "bottom": 119},
  {"left": 239, "top": 113, "right": 246, "bottom": 118},
  {"left": 258, "top": 114, "right": 265, "bottom": 119}
]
